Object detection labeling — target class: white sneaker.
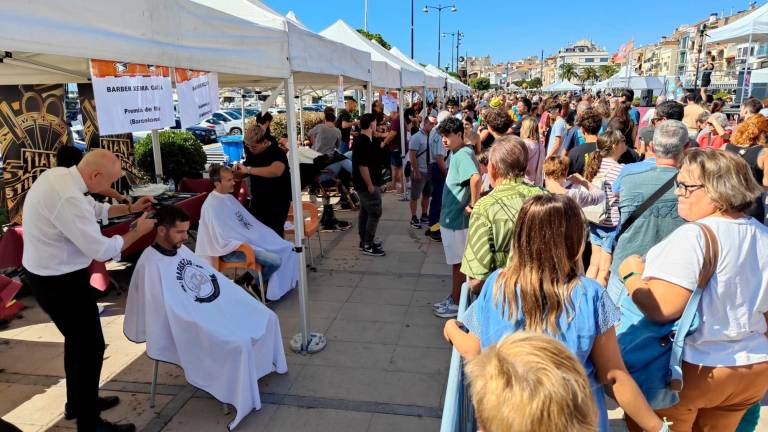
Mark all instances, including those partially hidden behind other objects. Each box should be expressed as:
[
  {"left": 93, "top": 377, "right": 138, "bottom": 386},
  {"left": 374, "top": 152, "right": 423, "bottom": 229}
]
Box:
[
  {"left": 433, "top": 298, "right": 459, "bottom": 318},
  {"left": 432, "top": 294, "right": 452, "bottom": 309}
]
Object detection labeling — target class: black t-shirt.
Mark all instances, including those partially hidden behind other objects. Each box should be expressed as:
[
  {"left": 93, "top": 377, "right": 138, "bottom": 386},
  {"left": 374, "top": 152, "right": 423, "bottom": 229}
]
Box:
[
  {"left": 244, "top": 143, "right": 292, "bottom": 202},
  {"left": 336, "top": 110, "right": 352, "bottom": 143},
  {"left": 568, "top": 142, "right": 638, "bottom": 176},
  {"left": 352, "top": 134, "right": 383, "bottom": 189}
]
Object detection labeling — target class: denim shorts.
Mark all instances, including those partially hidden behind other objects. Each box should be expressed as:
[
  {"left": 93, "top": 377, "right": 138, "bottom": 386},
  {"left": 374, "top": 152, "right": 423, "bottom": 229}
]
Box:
[
  {"left": 390, "top": 149, "right": 403, "bottom": 167},
  {"left": 589, "top": 223, "right": 617, "bottom": 252}
]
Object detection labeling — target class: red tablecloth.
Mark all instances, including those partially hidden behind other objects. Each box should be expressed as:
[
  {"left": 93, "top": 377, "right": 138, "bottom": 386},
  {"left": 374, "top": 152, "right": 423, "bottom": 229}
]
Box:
[{"left": 0, "top": 192, "right": 206, "bottom": 290}]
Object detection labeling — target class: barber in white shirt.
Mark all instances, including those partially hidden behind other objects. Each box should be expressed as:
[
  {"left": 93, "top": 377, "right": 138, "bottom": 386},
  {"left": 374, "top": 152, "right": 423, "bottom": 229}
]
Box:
[{"left": 22, "top": 149, "right": 155, "bottom": 432}]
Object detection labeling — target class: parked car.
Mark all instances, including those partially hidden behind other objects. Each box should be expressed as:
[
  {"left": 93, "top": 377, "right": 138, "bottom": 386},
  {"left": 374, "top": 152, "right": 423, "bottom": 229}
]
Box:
[
  {"left": 204, "top": 110, "right": 244, "bottom": 135},
  {"left": 301, "top": 104, "right": 326, "bottom": 112},
  {"left": 268, "top": 106, "right": 287, "bottom": 115},
  {"left": 199, "top": 117, "right": 228, "bottom": 137},
  {"left": 243, "top": 107, "right": 261, "bottom": 118},
  {"left": 171, "top": 118, "right": 218, "bottom": 144}
]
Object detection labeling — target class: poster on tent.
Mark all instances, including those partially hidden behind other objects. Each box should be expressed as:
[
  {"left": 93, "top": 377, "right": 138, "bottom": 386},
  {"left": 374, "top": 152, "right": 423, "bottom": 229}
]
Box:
[
  {"left": 0, "top": 84, "right": 70, "bottom": 224},
  {"left": 175, "top": 69, "right": 219, "bottom": 128},
  {"left": 382, "top": 93, "right": 398, "bottom": 115},
  {"left": 89, "top": 59, "right": 174, "bottom": 135},
  {"left": 77, "top": 83, "right": 145, "bottom": 186}
]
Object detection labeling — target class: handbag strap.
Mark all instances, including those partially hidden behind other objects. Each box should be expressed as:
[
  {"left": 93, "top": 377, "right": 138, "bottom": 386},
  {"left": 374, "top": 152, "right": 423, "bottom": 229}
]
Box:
[
  {"left": 615, "top": 175, "right": 676, "bottom": 243},
  {"left": 668, "top": 222, "right": 719, "bottom": 391}
]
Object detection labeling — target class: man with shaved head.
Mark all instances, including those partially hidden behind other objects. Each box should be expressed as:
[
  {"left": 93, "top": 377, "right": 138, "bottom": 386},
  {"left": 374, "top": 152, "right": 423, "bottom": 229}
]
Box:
[{"left": 22, "top": 148, "right": 156, "bottom": 431}]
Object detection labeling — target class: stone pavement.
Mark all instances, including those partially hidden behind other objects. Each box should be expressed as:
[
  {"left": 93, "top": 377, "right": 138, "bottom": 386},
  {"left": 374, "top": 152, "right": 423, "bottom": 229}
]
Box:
[{"left": 1, "top": 192, "right": 766, "bottom": 431}]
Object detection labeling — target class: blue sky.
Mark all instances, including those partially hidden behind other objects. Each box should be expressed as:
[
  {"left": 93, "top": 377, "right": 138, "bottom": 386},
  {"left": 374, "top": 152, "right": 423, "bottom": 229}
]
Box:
[{"left": 266, "top": 0, "right": 762, "bottom": 67}]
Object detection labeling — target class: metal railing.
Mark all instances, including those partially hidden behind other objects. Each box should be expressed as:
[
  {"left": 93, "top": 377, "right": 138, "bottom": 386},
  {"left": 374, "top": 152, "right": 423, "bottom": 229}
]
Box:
[{"left": 439, "top": 282, "right": 477, "bottom": 432}]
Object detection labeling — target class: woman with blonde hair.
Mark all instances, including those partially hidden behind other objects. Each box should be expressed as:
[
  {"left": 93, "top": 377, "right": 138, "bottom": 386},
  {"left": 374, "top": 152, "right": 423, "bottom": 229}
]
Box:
[
  {"left": 619, "top": 149, "right": 768, "bottom": 431},
  {"left": 520, "top": 116, "right": 544, "bottom": 186},
  {"left": 466, "top": 332, "right": 597, "bottom": 432},
  {"left": 583, "top": 129, "right": 626, "bottom": 286},
  {"left": 444, "top": 194, "right": 664, "bottom": 432}
]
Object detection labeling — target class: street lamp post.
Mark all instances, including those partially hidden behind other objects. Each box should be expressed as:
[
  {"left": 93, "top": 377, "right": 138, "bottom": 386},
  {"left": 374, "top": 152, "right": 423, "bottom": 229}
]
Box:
[
  {"left": 442, "top": 32, "right": 456, "bottom": 72},
  {"left": 364, "top": 0, "right": 368, "bottom": 31},
  {"left": 455, "top": 30, "right": 464, "bottom": 73},
  {"left": 423, "top": 4, "right": 457, "bottom": 70}
]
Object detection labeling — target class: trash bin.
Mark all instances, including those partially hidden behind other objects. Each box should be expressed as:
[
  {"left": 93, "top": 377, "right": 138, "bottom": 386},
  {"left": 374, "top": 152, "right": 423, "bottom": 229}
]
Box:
[{"left": 220, "top": 135, "right": 244, "bottom": 164}]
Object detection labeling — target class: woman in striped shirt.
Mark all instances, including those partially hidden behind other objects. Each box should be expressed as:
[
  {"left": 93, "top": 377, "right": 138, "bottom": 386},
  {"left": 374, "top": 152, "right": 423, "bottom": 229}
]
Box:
[{"left": 583, "top": 129, "right": 626, "bottom": 287}]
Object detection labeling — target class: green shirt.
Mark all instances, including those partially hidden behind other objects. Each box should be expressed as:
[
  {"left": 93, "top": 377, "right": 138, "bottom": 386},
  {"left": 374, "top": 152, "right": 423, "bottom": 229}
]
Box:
[
  {"left": 461, "top": 179, "right": 547, "bottom": 281},
  {"left": 440, "top": 146, "right": 479, "bottom": 230}
]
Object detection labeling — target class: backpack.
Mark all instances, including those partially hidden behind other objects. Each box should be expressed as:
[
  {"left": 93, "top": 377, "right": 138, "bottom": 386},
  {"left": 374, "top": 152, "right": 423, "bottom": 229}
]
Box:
[
  {"left": 616, "top": 222, "right": 719, "bottom": 409},
  {"left": 582, "top": 169, "right": 610, "bottom": 225}
]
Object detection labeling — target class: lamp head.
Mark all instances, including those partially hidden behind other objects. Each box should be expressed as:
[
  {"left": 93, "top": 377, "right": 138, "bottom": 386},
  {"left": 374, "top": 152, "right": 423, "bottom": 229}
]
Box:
[
  {"left": 422, "top": 5, "right": 429, "bottom": 13},
  {"left": 451, "top": 5, "right": 458, "bottom": 12}
]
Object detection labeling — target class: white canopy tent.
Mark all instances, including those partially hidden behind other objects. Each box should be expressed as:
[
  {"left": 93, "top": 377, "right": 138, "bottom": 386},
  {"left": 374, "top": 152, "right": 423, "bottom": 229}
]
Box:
[
  {"left": 0, "top": 0, "right": 330, "bottom": 354},
  {"left": 389, "top": 47, "right": 444, "bottom": 89},
  {"left": 707, "top": 3, "right": 768, "bottom": 104},
  {"left": 320, "top": 20, "right": 400, "bottom": 89},
  {"left": 542, "top": 80, "right": 581, "bottom": 92},
  {"left": 751, "top": 67, "right": 768, "bottom": 83},
  {"left": 707, "top": 3, "right": 768, "bottom": 44}
]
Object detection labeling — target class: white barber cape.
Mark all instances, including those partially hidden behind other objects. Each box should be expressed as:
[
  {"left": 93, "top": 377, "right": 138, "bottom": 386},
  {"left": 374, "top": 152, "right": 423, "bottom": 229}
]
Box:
[
  {"left": 196, "top": 191, "right": 299, "bottom": 300},
  {"left": 124, "top": 245, "right": 287, "bottom": 430}
]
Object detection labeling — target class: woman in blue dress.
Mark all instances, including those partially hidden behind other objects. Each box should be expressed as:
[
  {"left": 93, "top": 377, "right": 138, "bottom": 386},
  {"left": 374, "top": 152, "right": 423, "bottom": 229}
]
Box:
[{"left": 444, "top": 194, "right": 664, "bottom": 432}]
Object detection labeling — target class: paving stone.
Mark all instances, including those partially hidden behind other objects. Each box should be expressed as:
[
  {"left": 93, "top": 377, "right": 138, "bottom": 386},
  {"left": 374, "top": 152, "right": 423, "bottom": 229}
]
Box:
[
  {"left": 266, "top": 406, "right": 372, "bottom": 432},
  {"left": 163, "top": 398, "right": 277, "bottom": 432},
  {"left": 336, "top": 303, "right": 408, "bottom": 323},
  {"left": 325, "top": 320, "right": 403, "bottom": 345},
  {"left": 288, "top": 366, "right": 444, "bottom": 408},
  {"left": 348, "top": 286, "right": 413, "bottom": 306},
  {"left": 398, "top": 323, "right": 449, "bottom": 349},
  {"left": 387, "top": 346, "right": 451, "bottom": 375},
  {"left": 368, "top": 413, "right": 440, "bottom": 432}
]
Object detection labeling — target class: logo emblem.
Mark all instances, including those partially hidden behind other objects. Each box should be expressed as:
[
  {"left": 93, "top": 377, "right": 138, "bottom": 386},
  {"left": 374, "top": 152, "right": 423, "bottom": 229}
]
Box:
[
  {"left": 176, "top": 258, "right": 220, "bottom": 303},
  {"left": 235, "top": 210, "right": 253, "bottom": 230}
]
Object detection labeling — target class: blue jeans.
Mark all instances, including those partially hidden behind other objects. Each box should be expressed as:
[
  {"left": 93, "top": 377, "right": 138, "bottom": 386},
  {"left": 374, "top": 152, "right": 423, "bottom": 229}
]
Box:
[
  {"left": 320, "top": 151, "right": 353, "bottom": 182},
  {"left": 428, "top": 163, "right": 446, "bottom": 226},
  {"left": 339, "top": 140, "right": 350, "bottom": 154},
  {"left": 221, "top": 250, "right": 281, "bottom": 281}
]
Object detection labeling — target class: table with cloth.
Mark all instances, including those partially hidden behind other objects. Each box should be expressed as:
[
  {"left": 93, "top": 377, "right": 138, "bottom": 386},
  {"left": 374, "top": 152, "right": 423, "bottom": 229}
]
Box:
[{"left": 0, "top": 192, "right": 207, "bottom": 290}]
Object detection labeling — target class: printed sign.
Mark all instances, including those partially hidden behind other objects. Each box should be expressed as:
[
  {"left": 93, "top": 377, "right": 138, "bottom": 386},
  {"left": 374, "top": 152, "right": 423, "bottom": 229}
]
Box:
[
  {"left": 78, "top": 83, "right": 146, "bottom": 186},
  {"left": 0, "top": 84, "right": 70, "bottom": 223},
  {"left": 89, "top": 59, "right": 174, "bottom": 135},
  {"left": 175, "top": 69, "right": 219, "bottom": 128},
  {"left": 382, "top": 94, "right": 398, "bottom": 115}
]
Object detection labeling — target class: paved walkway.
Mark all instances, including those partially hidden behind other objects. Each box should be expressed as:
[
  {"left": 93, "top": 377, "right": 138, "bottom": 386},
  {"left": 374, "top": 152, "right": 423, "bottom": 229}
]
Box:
[
  {"left": 0, "top": 193, "right": 449, "bottom": 432},
  {"left": 1, "top": 192, "right": 766, "bottom": 431}
]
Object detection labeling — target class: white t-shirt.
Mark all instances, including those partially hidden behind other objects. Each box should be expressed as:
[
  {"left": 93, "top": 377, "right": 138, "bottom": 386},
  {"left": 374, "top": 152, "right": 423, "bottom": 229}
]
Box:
[{"left": 643, "top": 216, "right": 768, "bottom": 367}]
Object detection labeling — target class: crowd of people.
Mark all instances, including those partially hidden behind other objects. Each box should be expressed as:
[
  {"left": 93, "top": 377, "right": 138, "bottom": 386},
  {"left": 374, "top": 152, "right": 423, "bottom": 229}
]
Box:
[
  {"left": 13, "top": 78, "right": 768, "bottom": 431},
  {"left": 429, "top": 88, "right": 768, "bottom": 432}
]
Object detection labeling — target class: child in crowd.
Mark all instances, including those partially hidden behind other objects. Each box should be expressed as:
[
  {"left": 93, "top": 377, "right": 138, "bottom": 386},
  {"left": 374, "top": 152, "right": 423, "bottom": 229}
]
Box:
[{"left": 465, "top": 332, "right": 597, "bottom": 432}]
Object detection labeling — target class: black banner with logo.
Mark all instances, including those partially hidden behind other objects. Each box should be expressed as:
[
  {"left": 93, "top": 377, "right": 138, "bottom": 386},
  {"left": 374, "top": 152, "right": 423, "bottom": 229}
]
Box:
[{"left": 0, "top": 85, "right": 69, "bottom": 224}]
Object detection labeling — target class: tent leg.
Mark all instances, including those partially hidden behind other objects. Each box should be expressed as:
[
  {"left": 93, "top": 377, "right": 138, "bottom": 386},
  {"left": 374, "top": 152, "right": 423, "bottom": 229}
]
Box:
[
  {"left": 366, "top": 82, "right": 373, "bottom": 114},
  {"left": 284, "top": 75, "right": 326, "bottom": 355},
  {"left": 151, "top": 129, "right": 163, "bottom": 183},
  {"left": 149, "top": 359, "right": 159, "bottom": 408},
  {"left": 397, "top": 89, "right": 407, "bottom": 197}
]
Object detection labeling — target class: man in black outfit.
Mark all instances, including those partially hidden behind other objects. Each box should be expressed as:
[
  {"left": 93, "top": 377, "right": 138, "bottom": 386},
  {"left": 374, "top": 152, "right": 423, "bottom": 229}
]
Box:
[
  {"left": 336, "top": 96, "right": 358, "bottom": 154},
  {"left": 353, "top": 113, "right": 385, "bottom": 256},
  {"left": 567, "top": 107, "right": 603, "bottom": 176},
  {"left": 238, "top": 122, "right": 292, "bottom": 238}
]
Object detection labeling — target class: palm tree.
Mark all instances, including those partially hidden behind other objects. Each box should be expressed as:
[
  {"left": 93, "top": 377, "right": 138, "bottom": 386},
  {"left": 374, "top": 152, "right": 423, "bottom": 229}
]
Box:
[
  {"left": 558, "top": 63, "right": 578, "bottom": 82},
  {"left": 580, "top": 66, "right": 599, "bottom": 85},
  {"left": 598, "top": 64, "right": 619, "bottom": 81}
]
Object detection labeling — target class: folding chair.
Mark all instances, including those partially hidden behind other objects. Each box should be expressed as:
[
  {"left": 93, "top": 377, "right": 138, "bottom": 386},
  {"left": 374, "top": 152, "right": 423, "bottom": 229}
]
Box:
[
  {"left": 149, "top": 359, "right": 230, "bottom": 414},
  {"left": 286, "top": 202, "right": 323, "bottom": 268}
]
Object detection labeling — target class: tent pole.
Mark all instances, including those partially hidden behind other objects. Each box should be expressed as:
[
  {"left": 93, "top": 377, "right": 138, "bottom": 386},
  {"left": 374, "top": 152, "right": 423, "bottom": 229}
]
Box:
[
  {"left": 150, "top": 129, "right": 163, "bottom": 183},
  {"left": 299, "top": 96, "right": 305, "bottom": 146},
  {"left": 740, "top": 30, "right": 754, "bottom": 106},
  {"left": 398, "top": 88, "right": 406, "bottom": 196},
  {"left": 285, "top": 75, "right": 325, "bottom": 354},
  {"left": 366, "top": 82, "right": 373, "bottom": 114}
]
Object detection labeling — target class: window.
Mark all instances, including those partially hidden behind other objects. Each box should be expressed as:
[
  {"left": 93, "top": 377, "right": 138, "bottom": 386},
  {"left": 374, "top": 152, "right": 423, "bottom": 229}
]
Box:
[
  {"left": 600, "top": 57, "right": 608, "bottom": 62},
  {"left": 212, "top": 113, "right": 226, "bottom": 122},
  {"left": 680, "top": 36, "right": 689, "bottom": 50},
  {"left": 756, "top": 43, "right": 768, "bottom": 57},
  {"left": 585, "top": 58, "right": 594, "bottom": 63}
]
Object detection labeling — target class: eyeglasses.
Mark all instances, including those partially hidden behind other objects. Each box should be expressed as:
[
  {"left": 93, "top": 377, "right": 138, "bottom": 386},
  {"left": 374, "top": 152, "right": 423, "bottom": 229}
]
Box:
[{"left": 674, "top": 180, "right": 705, "bottom": 196}]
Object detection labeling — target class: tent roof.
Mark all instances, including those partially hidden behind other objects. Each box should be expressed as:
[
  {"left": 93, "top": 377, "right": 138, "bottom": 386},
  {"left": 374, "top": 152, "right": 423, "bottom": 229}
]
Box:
[
  {"left": 388, "top": 47, "right": 443, "bottom": 89},
  {"left": 708, "top": 3, "right": 768, "bottom": 44},
  {"left": 248, "top": 4, "right": 372, "bottom": 86},
  {"left": 0, "top": 0, "right": 290, "bottom": 86},
  {"left": 320, "top": 20, "right": 424, "bottom": 89},
  {"left": 543, "top": 80, "right": 580, "bottom": 92}
]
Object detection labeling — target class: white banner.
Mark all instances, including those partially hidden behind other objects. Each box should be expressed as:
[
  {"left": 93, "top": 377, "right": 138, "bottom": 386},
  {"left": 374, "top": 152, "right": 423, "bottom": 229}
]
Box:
[
  {"left": 336, "top": 76, "right": 344, "bottom": 108},
  {"left": 89, "top": 59, "right": 174, "bottom": 135},
  {"left": 382, "top": 94, "right": 398, "bottom": 115},
  {"left": 176, "top": 70, "right": 219, "bottom": 128}
]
